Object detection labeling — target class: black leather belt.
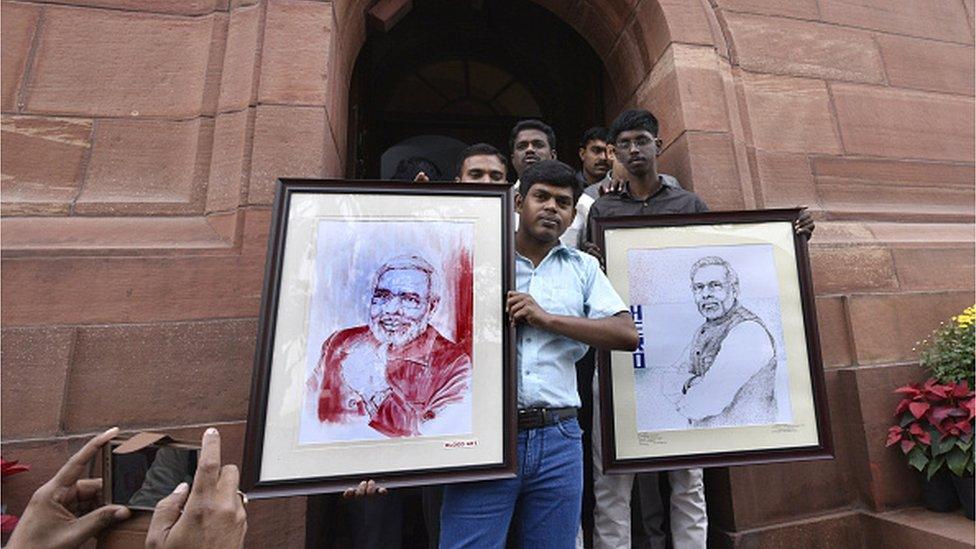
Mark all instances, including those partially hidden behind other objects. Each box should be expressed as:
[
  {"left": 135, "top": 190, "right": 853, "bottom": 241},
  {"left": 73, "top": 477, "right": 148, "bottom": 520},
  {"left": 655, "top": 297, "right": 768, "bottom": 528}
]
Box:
[{"left": 517, "top": 407, "right": 578, "bottom": 430}]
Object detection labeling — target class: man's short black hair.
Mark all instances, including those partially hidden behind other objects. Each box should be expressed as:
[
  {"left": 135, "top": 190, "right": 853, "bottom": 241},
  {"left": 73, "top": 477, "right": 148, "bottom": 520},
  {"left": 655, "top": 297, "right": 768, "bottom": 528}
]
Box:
[
  {"left": 509, "top": 119, "right": 556, "bottom": 153},
  {"left": 579, "top": 126, "right": 609, "bottom": 149},
  {"left": 454, "top": 143, "right": 508, "bottom": 176},
  {"left": 518, "top": 160, "right": 581, "bottom": 203},
  {"left": 392, "top": 156, "right": 441, "bottom": 181},
  {"left": 607, "top": 109, "right": 659, "bottom": 144}
]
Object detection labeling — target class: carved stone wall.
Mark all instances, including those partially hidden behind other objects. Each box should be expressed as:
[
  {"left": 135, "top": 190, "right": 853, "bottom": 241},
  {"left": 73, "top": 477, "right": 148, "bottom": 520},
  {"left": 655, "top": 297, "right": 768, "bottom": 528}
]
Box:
[{"left": 2, "top": 0, "right": 973, "bottom": 546}]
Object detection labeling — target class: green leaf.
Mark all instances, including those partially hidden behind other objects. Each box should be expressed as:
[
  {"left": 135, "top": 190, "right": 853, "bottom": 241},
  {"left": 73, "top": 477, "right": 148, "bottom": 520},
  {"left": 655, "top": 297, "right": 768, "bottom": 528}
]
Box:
[
  {"left": 933, "top": 435, "right": 956, "bottom": 456},
  {"left": 947, "top": 448, "right": 968, "bottom": 476},
  {"left": 926, "top": 455, "right": 947, "bottom": 480},
  {"left": 900, "top": 415, "right": 916, "bottom": 428},
  {"left": 908, "top": 446, "right": 929, "bottom": 472}
]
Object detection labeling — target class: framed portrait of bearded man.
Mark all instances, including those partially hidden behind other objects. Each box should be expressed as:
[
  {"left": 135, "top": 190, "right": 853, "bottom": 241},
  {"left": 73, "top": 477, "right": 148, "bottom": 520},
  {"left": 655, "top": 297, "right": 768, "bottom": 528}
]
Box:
[
  {"left": 592, "top": 209, "right": 833, "bottom": 472},
  {"left": 242, "top": 179, "right": 516, "bottom": 497}
]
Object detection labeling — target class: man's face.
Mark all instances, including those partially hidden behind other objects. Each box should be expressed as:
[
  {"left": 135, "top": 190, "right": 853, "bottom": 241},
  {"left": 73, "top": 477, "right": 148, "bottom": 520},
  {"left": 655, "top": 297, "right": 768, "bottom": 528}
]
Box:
[
  {"left": 512, "top": 129, "right": 556, "bottom": 176},
  {"left": 369, "top": 268, "right": 434, "bottom": 346},
  {"left": 578, "top": 139, "right": 610, "bottom": 181},
  {"left": 515, "top": 181, "right": 575, "bottom": 244},
  {"left": 456, "top": 154, "right": 507, "bottom": 183},
  {"left": 692, "top": 265, "right": 737, "bottom": 321},
  {"left": 612, "top": 129, "right": 660, "bottom": 177}
]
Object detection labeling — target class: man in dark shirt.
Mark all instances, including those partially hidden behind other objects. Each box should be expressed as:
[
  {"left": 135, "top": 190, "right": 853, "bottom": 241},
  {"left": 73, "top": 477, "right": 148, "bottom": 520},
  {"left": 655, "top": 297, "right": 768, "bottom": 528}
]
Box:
[
  {"left": 584, "top": 108, "right": 813, "bottom": 549},
  {"left": 585, "top": 108, "right": 707, "bottom": 549},
  {"left": 576, "top": 127, "right": 612, "bottom": 195},
  {"left": 586, "top": 112, "right": 707, "bottom": 225}
]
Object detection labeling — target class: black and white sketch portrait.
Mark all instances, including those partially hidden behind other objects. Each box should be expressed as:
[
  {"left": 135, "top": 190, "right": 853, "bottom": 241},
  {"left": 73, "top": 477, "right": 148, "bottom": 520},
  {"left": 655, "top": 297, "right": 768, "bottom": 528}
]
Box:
[{"left": 630, "top": 244, "right": 792, "bottom": 431}]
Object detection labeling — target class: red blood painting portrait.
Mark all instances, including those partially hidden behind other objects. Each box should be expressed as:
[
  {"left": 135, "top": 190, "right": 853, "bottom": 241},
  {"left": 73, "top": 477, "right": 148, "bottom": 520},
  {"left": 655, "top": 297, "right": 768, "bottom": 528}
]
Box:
[{"left": 300, "top": 220, "right": 474, "bottom": 443}]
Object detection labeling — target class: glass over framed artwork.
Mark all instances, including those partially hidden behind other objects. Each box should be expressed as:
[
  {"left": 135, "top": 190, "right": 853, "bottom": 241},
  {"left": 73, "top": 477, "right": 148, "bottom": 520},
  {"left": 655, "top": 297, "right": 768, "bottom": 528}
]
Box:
[
  {"left": 592, "top": 209, "right": 833, "bottom": 472},
  {"left": 242, "top": 179, "right": 516, "bottom": 497}
]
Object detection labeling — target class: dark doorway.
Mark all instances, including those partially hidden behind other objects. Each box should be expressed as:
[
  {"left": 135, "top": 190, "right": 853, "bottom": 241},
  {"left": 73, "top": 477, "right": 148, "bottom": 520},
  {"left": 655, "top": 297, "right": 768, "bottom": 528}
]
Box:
[
  {"left": 309, "top": 3, "right": 607, "bottom": 548},
  {"left": 347, "top": 0, "right": 606, "bottom": 180}
]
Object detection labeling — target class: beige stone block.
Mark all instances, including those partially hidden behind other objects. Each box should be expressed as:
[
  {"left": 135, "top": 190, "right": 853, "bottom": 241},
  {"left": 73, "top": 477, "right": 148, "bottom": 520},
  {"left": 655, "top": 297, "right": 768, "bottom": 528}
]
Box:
[
  {"left": 249, "top": 105, "right": 326, "bottom": 205},
  {"left": 681, "top": 131, "right": 745, "bottom": 210},
  {"left": 750, "top": 150, "right": 818, "bottom": 209},
  {"left": 1, "top": 115, "right": 92, "bottom": 215},
  {"left": 811, "top": 158, "right": 975, "bottom": 220},
  {"left": 76, "top": 118, "right": 208, "bottom": 215},
  {"left": 639, "top": 0, "right": 715, "bottom": 64},
  {"left": 1, "top": 252, "right": 259, "bottom": 326},
  {"left": 847, "top": 290, "right": 974, "bottom": 365},
  {"left": 258, "top": 0, "right": 332, "bottom": 105},
  {"left": 816, "top": 296, "right": 853, "bottom": 368},
  {"left": 812, "top": 156, "right": 975, "bottom": 220},
  {"left": 877, "top": 35, "right": 975, "bottom": 96},
  {"left": 725, "top": 13, "right": 885, "bottom": 84},
  {"left": 892, "top": 247, "right": 976, "bottom": 292},
  {"left": 675, "top": 47, "right": 730, "bottom": 132},
  {"left": 0, "top": 216, "right": 233, "bottom": 253},
  {"left": 809, "top": 245, "right": 898, "bottom": 294},
  {"left": 831, "top": 83, "right": 975, "bottom": 162},
  {"left": 218, "top": 3, "right": 261, "bottom": 111},
  {"left": 25, "top": 7, "right": 213, "bottom": 117},
  {"left": 62, "top": 319, "right": 255, "bottom": 431},
  {"left": 1, "top": 327, "right": 75, "bottom": 438},
  {"left": 635, "top": 45, "right": 729, "bottom": 137},
  {"left": 207, "top": 109, "right": 250, "bottom": 213},
  {"left": 819, "top": 0, "right": 972, "bottom": 44},
  {"left": 604, "top": 19, "right": 650, "bottom": 105},
  {"left": 739, "top": 73, "right": 841, "bottom": 154},
  {"left": 33, "top": 0, "right": 224, "bottom": 15},
  {"left": 811, "top": 156, "right": 975, "bottom": 187},
  {"left": 865, "top": 222, "right": 976, "bottom": 245},
  {"left": 817, "top": 181, "right": 974, "bottom": 221},
  {"left": 715, "top": 0, "right": 819, "bottom": 19},
  {"left": 201, "top": 12, "right": 229, "bottom": 116},
  {"left": 632, "top": 48, "right": 682, "bottom": 144},
  {"left": 1, "top": 2, "right": 41, "bottom": 111}
]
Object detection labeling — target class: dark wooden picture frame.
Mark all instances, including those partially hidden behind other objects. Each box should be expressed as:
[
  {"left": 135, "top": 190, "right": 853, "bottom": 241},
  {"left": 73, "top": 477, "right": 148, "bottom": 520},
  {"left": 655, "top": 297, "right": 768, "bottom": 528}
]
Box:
[
  {"left": 242, "top": 179, "right": 517, "bottom": 498},
  {"left": 592, "top": 208, "right": 833, "bottom": 473}
]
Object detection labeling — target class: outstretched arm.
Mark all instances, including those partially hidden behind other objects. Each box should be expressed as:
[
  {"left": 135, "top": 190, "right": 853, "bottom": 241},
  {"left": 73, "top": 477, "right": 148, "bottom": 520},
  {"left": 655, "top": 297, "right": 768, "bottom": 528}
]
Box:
[{"left": 507, "top": 291, "right": 638, "bottom": 351}]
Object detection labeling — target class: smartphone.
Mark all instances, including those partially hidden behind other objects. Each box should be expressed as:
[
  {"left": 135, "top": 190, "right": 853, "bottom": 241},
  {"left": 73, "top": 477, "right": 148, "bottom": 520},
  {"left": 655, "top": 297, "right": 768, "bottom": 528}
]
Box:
[{"left": 102, "top": 438, "right": 200, "bottom": 511}]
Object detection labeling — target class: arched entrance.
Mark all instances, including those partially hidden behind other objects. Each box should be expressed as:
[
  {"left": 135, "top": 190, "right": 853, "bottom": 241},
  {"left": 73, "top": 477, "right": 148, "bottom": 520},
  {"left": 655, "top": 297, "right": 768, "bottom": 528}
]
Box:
[{"left": 346, "top": 0, "right": 606, "bottom": 179}]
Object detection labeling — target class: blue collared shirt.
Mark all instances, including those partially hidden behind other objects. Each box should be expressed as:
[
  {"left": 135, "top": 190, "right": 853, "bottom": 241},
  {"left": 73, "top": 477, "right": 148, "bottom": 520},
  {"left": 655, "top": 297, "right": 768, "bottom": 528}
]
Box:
[{"left": 515, "top": 244, "right": 627, "bottom": 408}]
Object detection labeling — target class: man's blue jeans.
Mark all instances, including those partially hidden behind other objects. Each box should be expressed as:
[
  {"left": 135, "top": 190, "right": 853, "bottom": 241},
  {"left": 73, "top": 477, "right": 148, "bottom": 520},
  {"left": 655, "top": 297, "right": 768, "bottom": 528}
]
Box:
[{"left": 439, "top": 418, "right": 583, "bottom": 548}]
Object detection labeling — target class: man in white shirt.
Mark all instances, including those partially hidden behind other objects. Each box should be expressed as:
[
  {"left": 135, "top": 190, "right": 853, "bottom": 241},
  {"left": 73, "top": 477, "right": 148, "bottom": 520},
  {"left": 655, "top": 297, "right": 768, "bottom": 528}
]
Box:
[{"left": 509, "top": 119, "right": 594, "bottom": 250}]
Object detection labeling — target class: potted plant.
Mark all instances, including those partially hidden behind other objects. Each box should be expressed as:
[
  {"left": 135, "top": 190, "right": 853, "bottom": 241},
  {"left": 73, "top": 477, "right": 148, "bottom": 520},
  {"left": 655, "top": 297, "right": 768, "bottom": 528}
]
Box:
[
  {"left": 1, "top": 458, "right": 30, "bottom": 541},
  {"left": 919, "top": 305, "right": 975, "bottom": 388},
  {"left": 887, "top": 305, "right": 975, "bottom": 519}
]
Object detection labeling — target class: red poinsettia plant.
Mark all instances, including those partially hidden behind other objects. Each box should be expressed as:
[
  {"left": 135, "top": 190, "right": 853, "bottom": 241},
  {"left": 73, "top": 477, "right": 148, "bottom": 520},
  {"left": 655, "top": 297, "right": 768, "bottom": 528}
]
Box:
[
  {"left": 1, "top": 458, "right": 31, "bottom": 534},
  {"left": 887, "top": 378, "right": 975, "bottom": 479}
]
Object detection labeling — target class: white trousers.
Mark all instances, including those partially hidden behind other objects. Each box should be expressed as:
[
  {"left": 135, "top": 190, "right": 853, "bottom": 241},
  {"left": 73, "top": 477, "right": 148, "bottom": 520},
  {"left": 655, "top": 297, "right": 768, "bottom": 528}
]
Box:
[{"left": 588, "top": 372, "right": 708, "bottom": 549}]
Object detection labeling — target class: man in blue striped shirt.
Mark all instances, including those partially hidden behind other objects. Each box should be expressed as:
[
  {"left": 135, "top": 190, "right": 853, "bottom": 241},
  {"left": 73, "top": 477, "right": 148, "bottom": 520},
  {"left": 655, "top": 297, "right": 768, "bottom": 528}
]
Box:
[{"left": 439, "top": 160, "right": 638, "bottom": 548}]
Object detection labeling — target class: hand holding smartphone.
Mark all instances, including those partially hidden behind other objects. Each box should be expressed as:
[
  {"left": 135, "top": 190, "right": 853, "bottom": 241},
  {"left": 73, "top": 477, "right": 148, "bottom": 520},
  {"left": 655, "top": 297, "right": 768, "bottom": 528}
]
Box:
[{"left": 102, "top": 434, "right": 201, "bottom": 511}]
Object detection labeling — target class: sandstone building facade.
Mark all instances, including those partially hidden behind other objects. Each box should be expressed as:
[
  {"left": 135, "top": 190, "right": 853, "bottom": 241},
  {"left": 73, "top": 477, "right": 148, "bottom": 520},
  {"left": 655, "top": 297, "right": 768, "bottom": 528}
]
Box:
[{"left": 2, "top": 0, "right": 974, "bottom": 546}]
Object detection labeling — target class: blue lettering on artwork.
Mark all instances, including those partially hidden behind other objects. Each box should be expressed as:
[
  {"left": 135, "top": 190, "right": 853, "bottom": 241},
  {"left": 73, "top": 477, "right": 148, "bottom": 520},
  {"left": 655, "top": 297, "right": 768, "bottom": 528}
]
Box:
[{"left": 630, "top": 305, "right": 645, "bottom": 369}]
